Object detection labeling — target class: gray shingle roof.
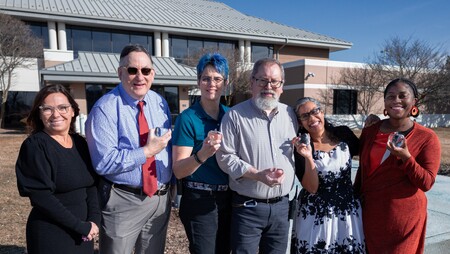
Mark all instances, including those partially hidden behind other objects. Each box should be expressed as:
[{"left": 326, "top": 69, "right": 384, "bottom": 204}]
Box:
[
  {"left": 41, "top": 52, "right": 197, "bottom": 85},
  {"left": 0, "top": 0, "right": 351, "bottom": 51}
]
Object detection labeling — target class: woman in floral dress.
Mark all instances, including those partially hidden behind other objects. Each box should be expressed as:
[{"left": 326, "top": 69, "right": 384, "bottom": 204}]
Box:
[{"left": 291, "top": 97, "right": 365, "bottom": 253}]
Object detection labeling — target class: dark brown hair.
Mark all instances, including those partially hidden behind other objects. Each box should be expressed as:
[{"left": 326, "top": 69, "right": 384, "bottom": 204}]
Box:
[{"left": 27, "top": 84, "right": 80, "bottom": 134}]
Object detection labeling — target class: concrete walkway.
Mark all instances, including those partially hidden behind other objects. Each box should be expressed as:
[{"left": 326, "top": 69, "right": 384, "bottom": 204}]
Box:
[
  {"left": 424, "top": 175, "right": 450, "bottom": 253},
  {"left": 351, "top": 161, "right": 450, "bottom": 253}
]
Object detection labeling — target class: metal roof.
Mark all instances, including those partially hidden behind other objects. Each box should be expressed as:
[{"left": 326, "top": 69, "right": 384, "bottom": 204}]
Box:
[
  {"left": 41, "top": 52, "right": 197, "bottom": 85},
  {"left": 0, "top": 0, "right": 352, "bottom": 51}
]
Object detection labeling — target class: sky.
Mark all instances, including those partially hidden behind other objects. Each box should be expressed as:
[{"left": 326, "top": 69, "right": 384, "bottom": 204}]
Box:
[{"left": 219, "top": 0, "right": 450, "bottom": 63}]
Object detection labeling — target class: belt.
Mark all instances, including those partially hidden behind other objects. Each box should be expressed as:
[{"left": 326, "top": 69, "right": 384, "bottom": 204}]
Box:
[
  {"left": 233, "top": 192, "right": 286, "bottom": 207},
  {"left": 183, "top": 181, "right": 229, "bottom": 192},
  {"left": 114, "top": 183, "right": 170, "bottom": 196}
]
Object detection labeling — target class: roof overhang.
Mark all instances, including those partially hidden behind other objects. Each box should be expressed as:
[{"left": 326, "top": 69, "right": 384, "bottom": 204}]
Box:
[
  {"left": 40, "top": 71, "right": 197, "bottom": 85},
  {"left": 40, "top": 51, "right": 198, "bottom": 85},
  {"left": 1, "top": 9, "right": 352, "bottom": 52}
]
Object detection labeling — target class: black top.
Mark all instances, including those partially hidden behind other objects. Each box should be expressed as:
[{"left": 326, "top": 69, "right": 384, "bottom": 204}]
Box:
[
  {"left": 16, "top": 131, "right": 100, "bottom": 253},
  {"left": 295, "top": 124, "right": 359, "bottom": 181}
]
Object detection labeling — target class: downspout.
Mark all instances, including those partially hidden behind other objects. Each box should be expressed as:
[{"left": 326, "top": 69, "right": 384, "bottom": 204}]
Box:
[{"left": 276, "top": 38, "right": 289, "bottom": 60}]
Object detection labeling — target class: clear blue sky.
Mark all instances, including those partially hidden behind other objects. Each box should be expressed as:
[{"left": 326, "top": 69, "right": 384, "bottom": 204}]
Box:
[{"left": 219, "top": 0, "right": 450, "bottom": 63}]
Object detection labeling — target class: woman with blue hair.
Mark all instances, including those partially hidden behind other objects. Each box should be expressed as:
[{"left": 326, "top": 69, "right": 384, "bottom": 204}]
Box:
[{"left": 172, "top": 53, "right": 231, "bottom": 254}]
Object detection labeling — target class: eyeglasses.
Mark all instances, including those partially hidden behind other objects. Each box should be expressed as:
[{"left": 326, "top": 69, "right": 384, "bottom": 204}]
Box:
[
  {"left": 298, "top": 107, "right": 321, "bottom": 121},
  {"left": 123, "top": 66, "right": 153, "bottom": 76},
  {"left": 200, "top": 76, "right": 225, "bottom": 84},
  {"left": 39, "top": 104, "right": 72, "bottom": 116},
  {"left": 253, "top": 77, "right": 283, "bottom": 88}
]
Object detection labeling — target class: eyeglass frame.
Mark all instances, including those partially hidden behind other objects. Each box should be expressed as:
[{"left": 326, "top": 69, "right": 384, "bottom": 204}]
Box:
[
  {"left": 39, "top": 104, "right": 72, "bottom": 116},
  {"left": 121, "top": 66, "right": 153, "bottom": 76},
  {"left": 200, "top": 76, "right": 225, "bottom": 84},
  {"left": 298, "top": 107, "right": 322, "bottom": 121},
  {"left": 252, "top": 77, "right": 284, "bottom": 88}
]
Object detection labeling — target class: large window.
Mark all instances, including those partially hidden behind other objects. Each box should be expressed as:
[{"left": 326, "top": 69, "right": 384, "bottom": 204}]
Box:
[
  {"left": 67, "top": 26, "right": 153, "bottom": 54},
  {"left": 251, "top": 43, "right": 274, "bottom": 62},
  {"left": 85, "top": 84, "right": 116, "bottom": 113},
  {"left": 152, "top": 86, "right": 180, "bottom": 124},
  {"left": 171, "top": 37, "right": 188, "bottom": 63},
  {"left": 92, "top": 30, "right": 111, "bottom": 52},
  {"left": 2, "top": 91, "right": 37, "bottom": 128},
  {"left": 26, "top": 21, "right": 49, "bottom": 49},
  {"left": 333, "top": 89, "right": 357, "bottom": 114},
  {"left": 71, "top": 28, "right": 92, "bottom": 52},
  {"left": 170, "top": 36, "right": 237, "bottom": 64}
]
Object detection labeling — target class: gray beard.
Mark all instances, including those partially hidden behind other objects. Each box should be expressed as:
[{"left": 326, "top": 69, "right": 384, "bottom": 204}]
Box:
[{"left": 255, "top": 96, "right": 279, "bottom": 111}]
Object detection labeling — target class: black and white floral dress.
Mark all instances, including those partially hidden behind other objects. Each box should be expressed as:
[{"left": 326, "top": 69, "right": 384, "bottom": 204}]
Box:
[{"left": 292, "top": 142, "right": 366, "bottom": 254}]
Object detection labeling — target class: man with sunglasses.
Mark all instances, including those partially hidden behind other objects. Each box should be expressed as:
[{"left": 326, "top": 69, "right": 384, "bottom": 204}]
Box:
[
  {"left": 216, "top": 58, "right": 298, "bottom": 253},
  {"left": 85, "top": 44, "right": 173, "bottom": 254}
]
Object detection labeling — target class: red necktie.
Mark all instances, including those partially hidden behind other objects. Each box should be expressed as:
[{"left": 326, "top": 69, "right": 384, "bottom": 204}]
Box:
[{"left": 137, "top": 101, "right": 157, "bottom": 197}]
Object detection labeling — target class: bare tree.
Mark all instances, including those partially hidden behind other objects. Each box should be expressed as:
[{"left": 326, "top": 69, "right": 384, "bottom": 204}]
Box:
[
  {"left": 317, "top": 88, "right": 333, "bottom": 115},
  {"left": 338, "top": 67, "right": 384, "bottom": 115},
  {"left": 0, "top": 13, "right": 43, "bottom": 127},
  {"left": 335, "top": 36, "right": 449, "bottom": 114},
  {"left": 181, "top": 48, "right": 252, "bottom": 107},
  {"left": 370, "top": 36, "right": 450, "bottom": 113}
]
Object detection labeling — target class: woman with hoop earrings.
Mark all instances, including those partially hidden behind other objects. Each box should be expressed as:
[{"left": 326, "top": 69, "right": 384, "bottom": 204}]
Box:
[{"left": 354, "top": 78, "right": 441, "bottom": 254}]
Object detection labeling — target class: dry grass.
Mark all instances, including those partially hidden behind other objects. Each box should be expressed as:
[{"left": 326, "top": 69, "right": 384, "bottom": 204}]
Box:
[
  {"left": 0, "top": 134, "right": 29, "bottom": 254},
  {"left": 0, "top": 130, "right": 188, "bottom": 254},
  {"left": 0, "top": 127, "right": 448, "bottom": 253}
]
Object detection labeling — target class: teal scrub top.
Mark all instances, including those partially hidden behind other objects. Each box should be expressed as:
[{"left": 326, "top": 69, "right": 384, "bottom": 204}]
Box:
[{"left": 172, "top": 101, "right": 230, "bottom": 184}]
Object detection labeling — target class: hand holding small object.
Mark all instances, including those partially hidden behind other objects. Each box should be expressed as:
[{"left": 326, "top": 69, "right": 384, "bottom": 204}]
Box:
[
  {"left": 262, "top": 168, "right": 284, "bottom": 187},
  {"left": 386, "top": 132, "right": 411, "bottom": 162},
  {"left": 292, "top": 133, "right": 312, "bottom": 158}
]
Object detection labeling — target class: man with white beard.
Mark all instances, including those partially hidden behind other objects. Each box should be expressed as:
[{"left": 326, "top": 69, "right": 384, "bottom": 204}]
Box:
[{"left": 216, "top": 58, "right": 298, "bottom": 254}]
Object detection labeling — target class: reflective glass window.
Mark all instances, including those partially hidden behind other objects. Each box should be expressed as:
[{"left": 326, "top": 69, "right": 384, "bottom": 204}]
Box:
[
  {"left": 204, "top": 41, "right": 218, "bottom": 51},
  {"left": 3, "top": 91, "right": 38, "bottom": 128},
  {"left": 66, "top": 25, "right": 153, "bottom": 54},
  {"left": 170, "top": 35, "right": 237, "bottom": 63},
  {"left": 333, "top": 89, "right": 357, "bottom": 114},
  {"left": 93, "top": 30, "right": 111, "bottom": 52},
  {"left": 171, "top": 37, "right": 188, "bottom": 63},
  {"left": 219, "top": 42, "right": 234, "bottom": 51},
  {"left": 164, "top": 86, "right": 179, "bottom": 114},
  {"left": 188, "top": 40, "right": 203, "bottom": 58},
  {"left": 131, "top": 34, "right": 147, "bottom": 47},
  {"left": 26, "top": 21, "right": 49, "bottom": 49},
  {"left": 112, "top": 33, "right": 130, "bottom": 53},
  {"left": 251, "top": 43, "right": 274, "bottom": 62},
  {"left": 72, "top": 28, "right": 92, "bottom": 52}
]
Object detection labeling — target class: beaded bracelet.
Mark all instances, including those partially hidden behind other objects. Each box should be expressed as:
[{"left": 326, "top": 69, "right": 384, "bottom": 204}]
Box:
[{"left": 193, "top": 152, "right": 205, "bottom": 164}]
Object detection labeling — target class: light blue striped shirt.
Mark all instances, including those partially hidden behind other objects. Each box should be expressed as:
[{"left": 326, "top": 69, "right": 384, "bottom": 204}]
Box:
[{"left": 85, "top": 84, "right": 172, "bottom": 187}]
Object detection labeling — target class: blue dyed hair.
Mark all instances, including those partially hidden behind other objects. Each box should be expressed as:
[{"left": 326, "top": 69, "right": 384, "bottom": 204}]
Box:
[{"left": 196, "top": 53, "right": 229, "bottom": 80}]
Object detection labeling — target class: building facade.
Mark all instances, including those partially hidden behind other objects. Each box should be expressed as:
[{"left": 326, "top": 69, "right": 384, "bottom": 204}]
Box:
[{"left": 0, "top": 0, "right": 354, "bottom": 127}]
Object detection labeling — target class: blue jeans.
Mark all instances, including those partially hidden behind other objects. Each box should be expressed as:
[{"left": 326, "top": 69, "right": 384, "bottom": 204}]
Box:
[
  {"left": 179, "top": 188, "right": 232, "bottom": 254},
  {"left": 230, "top": 193, "right": 290, "bottom": 254}
]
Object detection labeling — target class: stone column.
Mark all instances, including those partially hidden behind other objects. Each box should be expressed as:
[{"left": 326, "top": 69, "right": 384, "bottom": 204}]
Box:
[
  {"left": 239, "top": 40, "right": 245, "bottom": 63},
  {"left": 48, "top": 21, "right": 57, "bottom": 50},
  {"left": 162, "top": 32, "right": 169, "bottom": 57},
  {"left": 57, "top": 22, "right": 67, "bottom": 51},
  {"left": 245, "top": 40, "right": 251, "bottom": 63},
  {"left": 154, "top": 31, "right": 162, "bottom": 57}
]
